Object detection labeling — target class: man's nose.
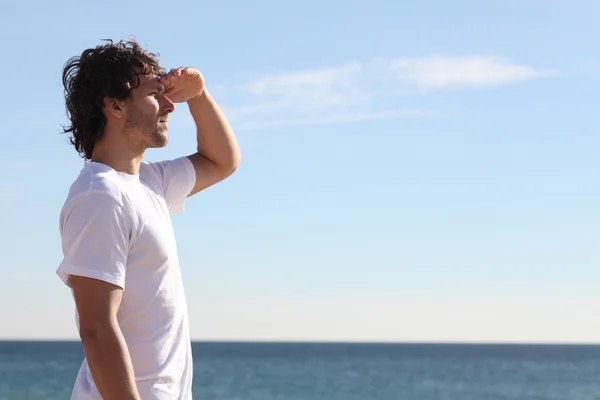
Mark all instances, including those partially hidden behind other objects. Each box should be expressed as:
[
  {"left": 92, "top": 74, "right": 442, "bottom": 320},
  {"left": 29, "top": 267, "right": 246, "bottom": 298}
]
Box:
[{"left": 161, "top": 95, "right": 175, "bottom": 114}]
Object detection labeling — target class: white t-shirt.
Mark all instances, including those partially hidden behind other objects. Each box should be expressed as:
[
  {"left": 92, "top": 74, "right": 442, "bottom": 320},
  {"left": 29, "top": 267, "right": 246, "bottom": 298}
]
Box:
[{"left": 56, "top": 156, "right": 196, "bottom": 400}]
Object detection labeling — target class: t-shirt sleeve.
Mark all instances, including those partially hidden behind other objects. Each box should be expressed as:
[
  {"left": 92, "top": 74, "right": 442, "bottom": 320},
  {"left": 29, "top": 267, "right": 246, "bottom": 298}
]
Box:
[
  {"left": 145, "top": 156, "right": 196, "bottom": 214},
  {"left": 56, "top": 192, "right": 133, "bottom": 289}
]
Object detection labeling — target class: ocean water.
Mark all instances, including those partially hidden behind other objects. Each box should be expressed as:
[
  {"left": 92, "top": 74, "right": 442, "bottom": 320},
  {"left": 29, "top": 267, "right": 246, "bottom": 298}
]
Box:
[{"left": 0, "top": 341, "right": 599, "bottom": 399}]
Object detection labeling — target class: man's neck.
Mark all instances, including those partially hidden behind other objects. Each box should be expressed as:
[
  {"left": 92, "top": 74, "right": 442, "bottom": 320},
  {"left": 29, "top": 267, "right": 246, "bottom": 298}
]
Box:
[{"left": 91, "top": 146, "right": 144, "bottom": 176}]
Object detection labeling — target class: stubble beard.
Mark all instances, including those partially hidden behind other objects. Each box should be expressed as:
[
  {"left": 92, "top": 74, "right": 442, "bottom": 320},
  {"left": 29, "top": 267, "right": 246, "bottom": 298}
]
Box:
[
  {"left": 147, "top": 125, "right": 168, "bottom": 149},
  {"left": 124, "top": 109, "right": 168, "bottom": 150}
]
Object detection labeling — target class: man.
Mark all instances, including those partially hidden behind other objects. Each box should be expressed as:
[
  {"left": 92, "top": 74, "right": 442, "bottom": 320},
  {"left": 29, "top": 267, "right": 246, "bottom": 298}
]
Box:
[{"left": 56, "top": 39, "right": 241, "bottom": 399}]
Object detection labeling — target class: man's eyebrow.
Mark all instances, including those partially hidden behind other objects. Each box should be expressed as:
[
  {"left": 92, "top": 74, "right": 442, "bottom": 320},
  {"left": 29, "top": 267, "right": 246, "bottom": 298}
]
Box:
[
  {"left": 147, "top": 76, "right": 163, "bottom": 89},
  {"left": 149, "top": 82, "right": 165, "bottom": 92}
]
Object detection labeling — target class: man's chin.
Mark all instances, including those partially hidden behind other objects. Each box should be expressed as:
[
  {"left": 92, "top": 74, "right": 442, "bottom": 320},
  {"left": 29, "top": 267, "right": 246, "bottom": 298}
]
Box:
[{"left": 147, "top": 131, "right": 168, "bottom": 148}]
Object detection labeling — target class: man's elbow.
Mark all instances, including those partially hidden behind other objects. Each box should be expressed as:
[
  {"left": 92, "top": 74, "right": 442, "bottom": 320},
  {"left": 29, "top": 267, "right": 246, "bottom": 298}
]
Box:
[
  {"left": 230, "top": 152, "right": 242, "bottom": 174},
  {"left": 221, "top": 150, "right": 242, "bottom": 177},
  {"left": 78, "top": 318, "right": 118, "bottom": 344}
]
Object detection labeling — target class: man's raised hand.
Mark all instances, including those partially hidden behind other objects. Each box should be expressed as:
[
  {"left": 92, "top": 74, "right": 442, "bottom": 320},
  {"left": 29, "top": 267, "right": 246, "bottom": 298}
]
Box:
[{"left": 160, "top": 67, "right": 206, "bottom": 103}]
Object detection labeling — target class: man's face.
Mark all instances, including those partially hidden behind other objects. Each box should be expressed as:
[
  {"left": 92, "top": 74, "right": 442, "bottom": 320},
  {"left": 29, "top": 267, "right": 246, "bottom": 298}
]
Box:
[{"left": 124, "top": 74, "right": 175, "bottom": 149}]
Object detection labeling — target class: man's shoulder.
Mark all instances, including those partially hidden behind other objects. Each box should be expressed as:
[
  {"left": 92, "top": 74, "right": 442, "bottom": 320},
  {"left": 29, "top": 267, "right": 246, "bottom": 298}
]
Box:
[{"left": 62, "top": 162, "right": 135, "bottom": 213}]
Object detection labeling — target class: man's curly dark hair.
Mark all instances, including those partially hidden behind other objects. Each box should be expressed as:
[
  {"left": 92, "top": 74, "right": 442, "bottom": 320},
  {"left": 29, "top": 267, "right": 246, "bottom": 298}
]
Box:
[{"left": 61, "top": 39, "right": 166, "bottom": 160}]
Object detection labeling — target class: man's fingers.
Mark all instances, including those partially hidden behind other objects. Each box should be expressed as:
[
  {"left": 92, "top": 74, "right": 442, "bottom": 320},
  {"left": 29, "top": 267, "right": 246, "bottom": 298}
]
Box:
[
  {"left": 159, "top": 74, "right": 171, "bottom": 84},
  {"left": 161, "top": 68, "right": 179, "bottom": 82},
  {"left": 159, "top": 67, "right": 198, "bottom": 89},
  {"left": 161, "top": 67, "right": 194, "bottom": 80}
]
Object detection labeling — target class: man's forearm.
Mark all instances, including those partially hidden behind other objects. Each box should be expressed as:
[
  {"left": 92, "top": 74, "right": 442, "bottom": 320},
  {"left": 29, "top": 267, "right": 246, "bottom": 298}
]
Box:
[
  {"left": 80, "top": 323, "right": 140, "bottom": 400},
  {"left": 187, "top": 89, "right": 241, "bottom": 171}
]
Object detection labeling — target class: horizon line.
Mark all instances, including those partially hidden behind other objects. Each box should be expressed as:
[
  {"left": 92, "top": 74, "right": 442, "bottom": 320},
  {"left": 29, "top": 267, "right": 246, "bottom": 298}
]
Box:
[{"left": 2, "top": 338, "right": 600, "bottom": 346}]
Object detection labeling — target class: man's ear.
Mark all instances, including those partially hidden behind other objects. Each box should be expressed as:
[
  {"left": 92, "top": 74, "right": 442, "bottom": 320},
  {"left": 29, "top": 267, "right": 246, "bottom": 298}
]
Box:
[{"left": 103, "top": 97, "right": 125, "bottom": 119}]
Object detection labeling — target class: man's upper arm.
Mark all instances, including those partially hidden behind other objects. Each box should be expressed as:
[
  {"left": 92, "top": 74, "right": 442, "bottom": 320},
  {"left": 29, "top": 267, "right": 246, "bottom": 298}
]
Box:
[
  {"left": 57, "top": 191, "right": 133, "bottom": 330},
  {"left": 145, "top": 154, "right": 235, "bottom": 212},
  {"left": 186, "top": 153, "right": 236, "bottom": 196},
  {"left": 71, "top": 276, "right": 123, "bottom": 335}
]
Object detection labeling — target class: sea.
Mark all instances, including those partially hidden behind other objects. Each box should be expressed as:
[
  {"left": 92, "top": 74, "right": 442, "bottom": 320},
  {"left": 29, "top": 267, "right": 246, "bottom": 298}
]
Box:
[{"left": 1, "top": 341, "right": 599, "bottom": 400}]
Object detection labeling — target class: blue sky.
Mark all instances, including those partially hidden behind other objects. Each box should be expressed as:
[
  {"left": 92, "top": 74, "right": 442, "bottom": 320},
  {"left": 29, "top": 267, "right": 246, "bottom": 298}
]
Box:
[{"left": 1, "top": 0, "right": 598, "bottom": 342}]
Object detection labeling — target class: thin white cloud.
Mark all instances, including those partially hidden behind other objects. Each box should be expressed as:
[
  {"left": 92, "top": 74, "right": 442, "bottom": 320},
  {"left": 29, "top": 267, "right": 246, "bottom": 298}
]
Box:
[
  {"left": 391, "top": 55, "right": 557, "bottom": 90},
  {"left": 241, "top": 62, "right": 363, "bottom": 101},
  {"left": 232, "top": 109, "right": 429, "bottom": 131},
  {"left": 210, "top": 55, "right": 556, "bottom": 130},
  {"left": 223, "top": 62, "right": 370, "bottom": 123}
]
